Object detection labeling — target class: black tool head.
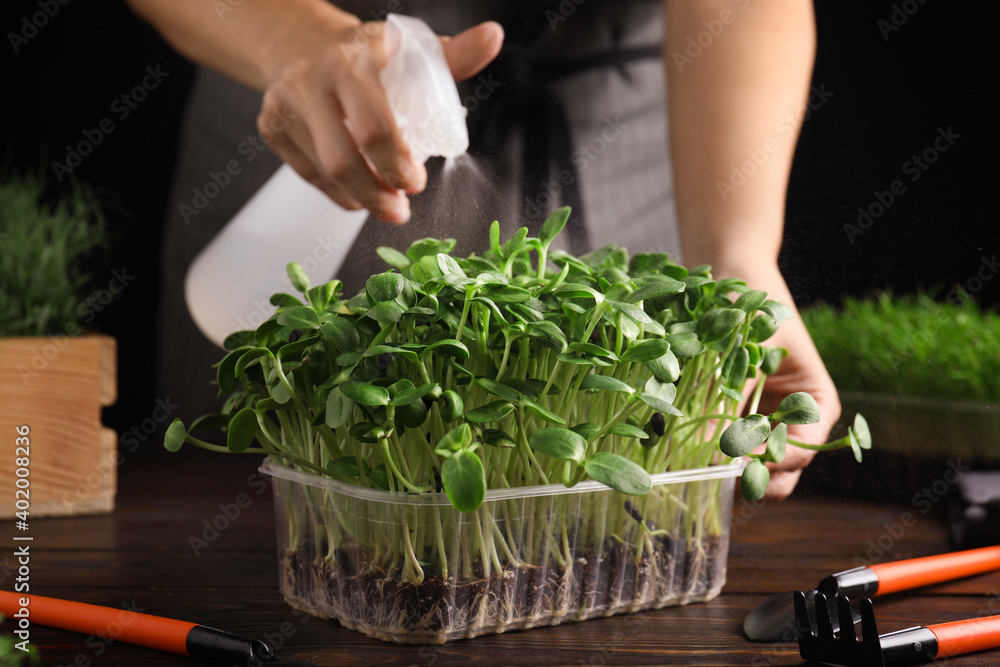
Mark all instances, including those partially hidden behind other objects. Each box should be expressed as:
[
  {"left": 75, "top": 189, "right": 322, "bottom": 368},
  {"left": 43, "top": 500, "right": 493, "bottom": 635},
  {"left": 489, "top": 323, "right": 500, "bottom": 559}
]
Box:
[
  {"left": 744, "top": 588, "right": 862, "bottom": 642},
  {"left": 794, "top": 591, "right": 884, "bottom": 667}
]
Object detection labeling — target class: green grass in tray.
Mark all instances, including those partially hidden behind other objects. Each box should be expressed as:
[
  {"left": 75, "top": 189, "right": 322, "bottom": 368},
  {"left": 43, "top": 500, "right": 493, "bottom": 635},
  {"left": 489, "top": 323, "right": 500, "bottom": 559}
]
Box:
[{"left": 802, "top": 291, "right": 1000, "bottom": 402}]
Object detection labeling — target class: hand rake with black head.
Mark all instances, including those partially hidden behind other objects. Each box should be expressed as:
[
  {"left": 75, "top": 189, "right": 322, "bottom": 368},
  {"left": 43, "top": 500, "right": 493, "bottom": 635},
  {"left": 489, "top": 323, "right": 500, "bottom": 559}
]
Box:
[{"left": 794, "top": 591, "right": 1000, "bottom": 666}]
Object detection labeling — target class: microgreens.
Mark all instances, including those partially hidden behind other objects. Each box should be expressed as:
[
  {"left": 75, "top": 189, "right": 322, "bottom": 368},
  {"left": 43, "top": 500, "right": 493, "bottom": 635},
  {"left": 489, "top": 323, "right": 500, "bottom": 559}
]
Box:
[
  {"left": 803, "top": 291, "right": 1000, "bottom": 402},
  {"left": 0, "top": 176, "right": 108, "bottom": 337},
  {"left": 165, "top": 207, "right": 869, "bottom": 508}
]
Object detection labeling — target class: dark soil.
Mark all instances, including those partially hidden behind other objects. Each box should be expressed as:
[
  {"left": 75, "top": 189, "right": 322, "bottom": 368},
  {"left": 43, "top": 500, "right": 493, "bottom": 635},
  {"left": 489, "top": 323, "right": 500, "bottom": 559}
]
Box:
[{"left": 278, "top": 535, "right": 727, "bottom": 644}]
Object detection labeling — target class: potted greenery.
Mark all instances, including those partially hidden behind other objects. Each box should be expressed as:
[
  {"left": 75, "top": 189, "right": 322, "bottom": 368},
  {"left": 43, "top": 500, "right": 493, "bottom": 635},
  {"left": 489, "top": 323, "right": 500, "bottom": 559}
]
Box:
[
  {"left": 166, "top": 207, "right": 869, "bottom": 643},
  {"left": 800, "top": 292, "right": 998, "bottom": 499},
  {"left": 0, "top": 176, "right": 118, "bottom": 517},
  {"left": 803, "top": 292, "right": 1000, "bottom": 461}
]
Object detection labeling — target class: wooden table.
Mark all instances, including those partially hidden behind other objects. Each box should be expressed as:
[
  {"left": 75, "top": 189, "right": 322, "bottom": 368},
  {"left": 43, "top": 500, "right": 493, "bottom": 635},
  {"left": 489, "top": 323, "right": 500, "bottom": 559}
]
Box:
[{"left": 4, "top": 447, "right": 998, "bottom": 666}]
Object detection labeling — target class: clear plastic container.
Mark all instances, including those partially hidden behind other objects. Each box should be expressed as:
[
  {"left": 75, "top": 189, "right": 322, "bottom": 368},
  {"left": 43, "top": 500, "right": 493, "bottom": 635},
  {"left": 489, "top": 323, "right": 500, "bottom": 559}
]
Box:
[{"left": 262, "top": 457, "right": 744, "bottom": 644}]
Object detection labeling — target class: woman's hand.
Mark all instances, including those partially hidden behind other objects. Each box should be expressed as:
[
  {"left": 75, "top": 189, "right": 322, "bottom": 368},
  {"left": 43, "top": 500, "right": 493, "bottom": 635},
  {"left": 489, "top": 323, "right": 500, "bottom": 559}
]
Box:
[
  {"left": 127, "top": 0, "right": 502, "bottom": 223},
  {"left": 258, "top": 16, "right": 503, "bottom": 223},
  {"left": 729, "top": 265, "right": 841, "bottom": 501}
]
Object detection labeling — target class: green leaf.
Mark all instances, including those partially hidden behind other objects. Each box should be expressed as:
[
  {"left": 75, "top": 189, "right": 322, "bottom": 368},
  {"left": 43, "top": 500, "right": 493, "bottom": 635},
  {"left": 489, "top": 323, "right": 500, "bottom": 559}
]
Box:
[
  {"left": 277, "top": 306, "right": 320, "bottom": 331},
  {"left": 645, "top": 349, "right": 680, "bottom": 383},
  {"left": 437, "top": 252, "right": 466, "bottom": 277},
  {"left": 269, "top": 293, "right": 304, "bottom": 309},
  {"left": 424, "top": 338, "right": 470, "bottom": 360},
  {"left": 327, "top": 457, "right": 361, "bottom": 477},
  {"left": 480, "top": 284, "right": 531, "bottom": 303},
  {"left": 364, "top": 345, "right": 418, "bottom": 365},
  {"left": 721, "top": 347, "right": 750, "bottom": 389},
  {"left": 580, "top": 374, "right": 635, "bottom": 394},
  {"left": 164, "top": 418, "right": 187, "bottom": 452},
  {"left": 567, "top": 341, "right": 618, "bottom": 359},
  {"left": 235, "top": 347, "right": 273, "bottom": 376},
  {"left": 664, "top": 332, "right": 705, "bottom": 359},
  {"left": 619, "top": 338, "right": 670, "bottom": 363},
  {"left": 625, "top": 277, "right": 686, "bottom": 303},
  {"left": 606, "top": 423, "right": 649, "bottom": 439},
  {"left": 500, "top": 226, "right": 528, "bottom": 258},
  {"left": 644, "top": 376, "right": 677, "bottom": 404},
  {"left": 367, "top": 464, "right": 390, "bottom": 490},
  {"left": 539, "top": 206, "right": 570, "bottom": 246},
  {"left": 435, "top": 423, "right": 472, "bottom": 457},
  {"left": 389, "top": 382, "right": 438, "bottom": 406},
  {"left": 555, "top": 283, "right": 605, "bottom": 304},
  {"left": 407, "top": 237, "right": 456, "bottom": 262},
  {"left": 227, "top": 408, "right": 258, "bottom": 453},
  {"left": 376, "top": 246, "right": 410, "bottom": 270},
  {"left": 720, "top": 385, "right": 745, "bottom": 403},
  {"left": 771, "top": 392, "right": 820, "bottom": 425},
  {"left": 325, "top": 386, "right": 355, "bottom": 428},
  {"left": 441, "top": 449, "right": 486, "bottom": 512},
  {"left": 571, "top": 422, "right": 601, "bottom": 439},
  {"left": 529, "top": 427, "right": 587, "bottom": 464},
  {"left": 339, "top": 380, "right": 389, "bottom": 407},
  {"left": 696, "top": 308, "right": 746, "bottom": 342},
  {"left": 481, "top": 428, "right": 516, "bottom": 448},
  {"left": 761, "top": 347, "right": 787, "bottom": 375},
  {"left": 501, "top": 378, "right": 559, "bottom": 398},
  {"left": 734, "top": 289, "right": 768, "bottom": 313},
  {"left": 761, "top": 300, "right": 794, "bottom": 323},
  {"left": 740, "top": 459, "right": 770, "bottom": 501},
  {"left": 720, "top": 414, "right": 771, "bottom": 457},
  {"left": 525, "top": 320, "right": 568, "bottom": 351},
  {"left": 464, "top": 400, "right": 515, "bottom": 423},
  {"left": 848, "top": 429, "right": 864, "bottom": 463},
  {"left": 584, "top": 452, "right": 652, "bottom": 495},
  {"left": 489, "top": 220, "right": 501, "bottom": 257},
  {"left": 366, "top": 272, "right": 405, "bottom": 303},
  {"left": 476, "top": 377, "right": 520, "bottom": 401},
  {"left": 638, "top": 393, "right": 684, "bottom": 417},
  {"left": 439, "top": 390, "right": 464, "bottom": 422},
  {"left": 607, "top": 300, "right": 653, "bottom": 325},
  {"left": 853, "top": 413, "right": 872, "bottom": 450},
  {"left": 306, "top": 282, "right": 338, "bottom": 310},
  {"left": 287, "top": 262, "right": 311, "bottom": 293},
  {"left": 319, "top": 317, "right": 360, "bottom": 351},
  {"left": 268, "top": 373, "right": 293, "bottom": 404},
  {"left": 762, "top": 422, "right": 788, "bottom": 463},
  {"left": 749, "top": 313, "right": 779, "bottom": 343},
  {"left": 395, "top": 397, "right": 428, "bottom": 428},
  {"left": 365, "top": 300, "right": 404, "bottom": 324},
  {"left": 216, "top": 346, "right": 251, "bottom": 394},
  {"left": 222, "top": 330, "right": 256, "bottom": 351},
  {"left": 521, "top": 397, "right": 566, "bottom": 424}
]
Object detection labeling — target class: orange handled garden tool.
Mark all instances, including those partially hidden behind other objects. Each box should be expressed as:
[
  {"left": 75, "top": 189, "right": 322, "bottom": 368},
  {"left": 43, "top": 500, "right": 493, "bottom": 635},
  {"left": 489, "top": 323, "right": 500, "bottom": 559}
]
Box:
[
  {"left": 795, "top": 592, "right": 1000, "bottom": 665},
  {"left": 743, "top": 545, "right": 1000, "bottom": 642},
  {"left": 0, "top": 591, "right": 309, "bottom": 665}
]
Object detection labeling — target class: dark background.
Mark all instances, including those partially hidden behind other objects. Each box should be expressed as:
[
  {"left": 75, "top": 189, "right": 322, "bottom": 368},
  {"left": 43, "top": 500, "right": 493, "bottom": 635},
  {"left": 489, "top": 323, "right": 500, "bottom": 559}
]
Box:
[{"left": 3, "top": 1, "right": 995, "bottom": 443}]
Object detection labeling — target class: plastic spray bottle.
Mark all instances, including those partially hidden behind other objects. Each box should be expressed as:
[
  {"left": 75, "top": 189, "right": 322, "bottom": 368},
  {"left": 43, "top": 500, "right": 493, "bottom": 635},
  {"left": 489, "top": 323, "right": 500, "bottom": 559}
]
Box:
[{"left": 184, "top": 14, "right": 468, "bottom": 348}]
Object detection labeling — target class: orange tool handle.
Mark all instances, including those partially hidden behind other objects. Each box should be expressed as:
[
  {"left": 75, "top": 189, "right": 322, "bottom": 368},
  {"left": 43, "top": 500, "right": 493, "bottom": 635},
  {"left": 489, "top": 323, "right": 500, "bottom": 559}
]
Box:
[
  {"left": 0, "top": 590, "right": 196, "bottom": 655},
  {"left": 870, "top": 545, "right": 1000, "bottom": 596},
  {"left": 930, "top": 614, "right": 1000, "bottom": 659}
]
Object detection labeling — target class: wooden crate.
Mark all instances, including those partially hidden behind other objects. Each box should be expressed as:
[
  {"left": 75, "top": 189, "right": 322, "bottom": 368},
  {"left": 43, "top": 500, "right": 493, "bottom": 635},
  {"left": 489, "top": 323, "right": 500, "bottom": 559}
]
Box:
[{"left": 0, "top": 334, "right": 117, "bottom": 517}]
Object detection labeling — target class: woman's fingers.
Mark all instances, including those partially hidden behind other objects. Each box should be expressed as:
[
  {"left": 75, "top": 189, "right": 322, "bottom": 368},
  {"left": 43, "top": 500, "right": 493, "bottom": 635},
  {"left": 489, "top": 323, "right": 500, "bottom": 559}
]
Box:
[
  {"left": 257, "top": 18, "right": 503, "bottom": 222},
  {"left": 442, "top": 21, "right": 504, "bottom": 81}
]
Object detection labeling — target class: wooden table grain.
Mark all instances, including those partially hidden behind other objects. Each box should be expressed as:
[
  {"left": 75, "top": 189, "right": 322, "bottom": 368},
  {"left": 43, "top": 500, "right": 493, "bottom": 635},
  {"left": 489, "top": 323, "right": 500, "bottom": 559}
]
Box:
[{"left": 3, "top": 447, "right": 998, "bottom": 666}]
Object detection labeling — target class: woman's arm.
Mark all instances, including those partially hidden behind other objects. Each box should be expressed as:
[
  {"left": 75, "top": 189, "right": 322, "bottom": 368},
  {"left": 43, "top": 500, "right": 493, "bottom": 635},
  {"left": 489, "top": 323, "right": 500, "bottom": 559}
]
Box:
[
  {"left": 665, "top": 0, "right": 840, "bottom": 500},
  {"left": 127, "top": 0, "right": 502, "bottom": 223}
]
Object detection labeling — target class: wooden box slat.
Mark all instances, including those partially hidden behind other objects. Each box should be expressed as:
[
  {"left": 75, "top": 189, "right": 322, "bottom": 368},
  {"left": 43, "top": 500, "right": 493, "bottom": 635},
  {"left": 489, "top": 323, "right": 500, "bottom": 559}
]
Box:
[{"left": 0, "top": 334, "right": 117, "bottom": 517}]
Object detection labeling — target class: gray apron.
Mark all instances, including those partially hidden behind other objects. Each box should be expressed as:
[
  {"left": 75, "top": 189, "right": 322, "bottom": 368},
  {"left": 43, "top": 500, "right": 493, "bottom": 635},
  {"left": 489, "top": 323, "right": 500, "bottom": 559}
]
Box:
[{"left": 158, "top": 0, "right": 678, "bottom": 422}]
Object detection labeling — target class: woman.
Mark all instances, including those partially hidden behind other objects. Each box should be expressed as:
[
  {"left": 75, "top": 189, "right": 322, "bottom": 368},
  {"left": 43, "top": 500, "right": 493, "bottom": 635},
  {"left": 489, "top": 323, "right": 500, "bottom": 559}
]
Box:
[{"left": 128, "top": 0, "right": 837, "bottom": 500}]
